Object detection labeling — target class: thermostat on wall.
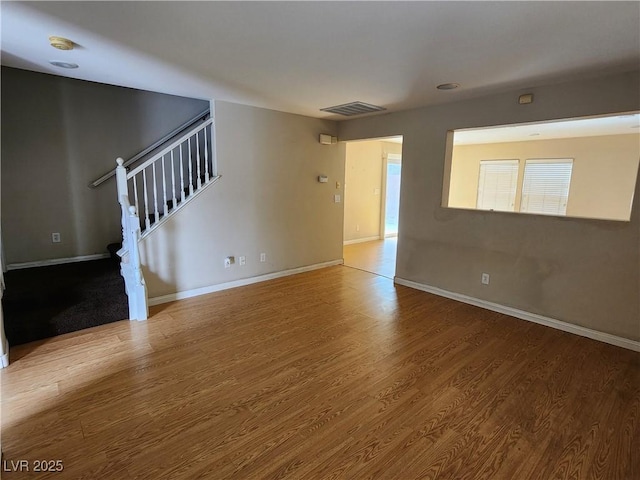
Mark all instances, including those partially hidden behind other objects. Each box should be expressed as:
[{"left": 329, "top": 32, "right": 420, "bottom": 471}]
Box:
[{"left": 318, "top": 175, "right": 328, "bottom": 183}]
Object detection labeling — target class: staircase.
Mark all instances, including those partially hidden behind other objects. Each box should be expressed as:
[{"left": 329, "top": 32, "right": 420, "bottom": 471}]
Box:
[{"left": 114, "top": 116, "right": 221, "bottom": 320}]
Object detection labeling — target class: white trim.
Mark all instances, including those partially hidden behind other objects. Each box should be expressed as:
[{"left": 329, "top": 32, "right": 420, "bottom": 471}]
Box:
[
  {"left": 6, "top": 253, "right": 111, "bottom": 271},
  {"left": 149, "top": 259, "right": 344, "bottom": 306},
  {"left": 394, "top": 277, "right": 640, "bottom": 352},
  {"left": 343, "top": 236, "right": 381, "bottom": 246},
  {"left": 1, "top": 345, "right": 8, "bottom": 369}
]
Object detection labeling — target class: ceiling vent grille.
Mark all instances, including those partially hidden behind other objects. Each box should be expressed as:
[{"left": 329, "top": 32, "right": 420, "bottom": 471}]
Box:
[{"left": 320, "top": 101, "right": 386, "bottom": 117}]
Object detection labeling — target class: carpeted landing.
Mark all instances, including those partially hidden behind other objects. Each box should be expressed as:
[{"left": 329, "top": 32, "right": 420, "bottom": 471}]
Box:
[{"left": 2, "top": 258, "right": 129, "bottom": 346}]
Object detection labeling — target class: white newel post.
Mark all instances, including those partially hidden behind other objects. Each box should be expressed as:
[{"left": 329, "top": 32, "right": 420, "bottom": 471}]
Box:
[{"left": 116, "top": 158, "right": 149, "bottom": 321}]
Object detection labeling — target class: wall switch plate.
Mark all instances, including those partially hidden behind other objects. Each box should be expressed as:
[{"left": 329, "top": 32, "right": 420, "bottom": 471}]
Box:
[
  {"left": 52, "top": 232, "right": 61, "bottom": 243},
  {"left": 481, "top": 273, "right": 490, "bottom": 285},
  {"left": 225, "top": 256, "right": 235, "bottom": 268},
  {"left": 334, "top": 194, "right": 341, "bottom": 203},
  {"left": 260, "top": 253, "right": 266, "bottom": 262},
  {"left": 239, "top": 256, "right": 246, "bottom": 266}
]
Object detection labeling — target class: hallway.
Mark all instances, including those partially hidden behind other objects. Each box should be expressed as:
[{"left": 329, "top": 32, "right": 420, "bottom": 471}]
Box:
[{"left": 343, "top": 237, "right": 397, "bottom": 279}]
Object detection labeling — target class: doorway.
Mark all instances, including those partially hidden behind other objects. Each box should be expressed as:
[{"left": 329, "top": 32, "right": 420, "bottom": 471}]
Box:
[
  {"left": 342, "top": 137, "right": 402, "bottom": 279},
  {"left": 382, "top": 153, "right": 402, "bottom": 237}
]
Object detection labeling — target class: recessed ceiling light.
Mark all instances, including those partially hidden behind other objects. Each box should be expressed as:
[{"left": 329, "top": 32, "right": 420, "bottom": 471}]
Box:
[
  {"left": 50, "top": 61, "right": 78, "bottom": 69},
  {"left": 529, "top": 133, "right": 541, "bottom": 136},
  {"left": 49, "top": 36, "right": 74, "bottom": 50},
  {"left": 436, "top": 83, "right": 460, "bottom": 90}
]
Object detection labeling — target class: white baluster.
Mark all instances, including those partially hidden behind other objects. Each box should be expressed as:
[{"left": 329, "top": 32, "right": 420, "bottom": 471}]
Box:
[
  {"left": 152, "top": 162, "right": 159, "bottom": 223},
  {"left": 196, "top": 130, "right": 202, "bottom": 188},
  {"left": 171, "top": 149, "right": 177, "bottom": 209},
  {"left": 142, "top": 169, "right": 151, "bottom": 230},
  {"left": 179, "top": 143, "right": 186, "bottom": 201},
  {"left": 133, "top": 175, "right": 140, "bottom": 218},
  {"left": 188, "top": 137, "right": 194, "bottom": 195},
  {"left": 204, "top": 125, "right": 210, "bottom": 182},
  {"left": 162, "top": 154, "right": 168, "bottom": 216}
]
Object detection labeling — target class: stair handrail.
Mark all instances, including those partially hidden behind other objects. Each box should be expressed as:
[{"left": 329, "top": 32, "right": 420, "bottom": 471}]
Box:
[
  {"left": 90, "top": 107, "right": 210, "bottom": 188},
  {"left": 116, "top": 159, "right": 148, "bottom": 320},
  {"left": 126, "top": 118, "right": 213, "bottom": 179}
]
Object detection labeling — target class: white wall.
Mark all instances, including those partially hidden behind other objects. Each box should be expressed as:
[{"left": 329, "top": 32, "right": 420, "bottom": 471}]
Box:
[
  {"left": 344, "top": 140, "right": 383, "bottom": 242},
  {"left": 343, "top": 140, "right": 402, "bottom": 242},
  {"left": 338, "top": 71, "right": 640, "bottom": 342},
  {"left": 1, "top": 67, "right": 209, "bottom": 265},
  {"left": 138, "top": 101, "right": 344, "bottom": 298}
]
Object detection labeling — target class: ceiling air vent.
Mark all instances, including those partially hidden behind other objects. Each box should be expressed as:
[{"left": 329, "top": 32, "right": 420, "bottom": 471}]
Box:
[{"left": 320, "top": 101, "right": 386, "bottom": 117}]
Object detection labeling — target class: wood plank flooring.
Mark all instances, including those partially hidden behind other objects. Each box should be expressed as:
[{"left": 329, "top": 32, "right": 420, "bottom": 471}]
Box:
[
  {"left": 1, "top": 266, "right": 638, "bottom": 479},
  {"left": 343, "top": 238, "right": 397, "bottom": 279}
]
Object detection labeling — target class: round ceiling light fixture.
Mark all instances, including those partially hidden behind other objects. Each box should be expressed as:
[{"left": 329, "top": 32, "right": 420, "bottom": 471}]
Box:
[
  {"left": 50, "top": 61, "right": 79, "bottom": 69},
  {"left": 49, "top": 36, "right": 74, "bottom": 50},
  {"left": 436, "top": 83, "right": 460, "bottom": 90}
]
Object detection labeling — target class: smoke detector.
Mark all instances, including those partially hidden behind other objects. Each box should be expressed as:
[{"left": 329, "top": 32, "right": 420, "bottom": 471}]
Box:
[{"left": 49, "top": 36, "right": 74, "bottom": 50}]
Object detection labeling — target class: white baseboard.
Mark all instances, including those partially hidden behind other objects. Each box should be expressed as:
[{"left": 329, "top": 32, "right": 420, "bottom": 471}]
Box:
[
  {"left": 394, "top": 277, "right": 640, "bottom": 352},
  {"left": 343, "top": 236, "right": 381, "bottom": 246},
  {"left": 7, "top": 253, "right": 111, "bottom": 271},
  {"left": 149, "top": 259, "right": 344, "bottom": 306}
]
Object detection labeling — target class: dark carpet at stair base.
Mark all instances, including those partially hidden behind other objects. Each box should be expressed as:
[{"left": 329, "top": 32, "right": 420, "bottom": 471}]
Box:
[{"left": 2, "top": 259, "right": 129, "bottom": 346}]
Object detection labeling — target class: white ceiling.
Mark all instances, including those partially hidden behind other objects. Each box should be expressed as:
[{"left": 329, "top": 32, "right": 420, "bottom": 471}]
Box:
[
  {"left": 454, "top": 113, "right": 640, "bottom": 145},
  {"left": 2, "top": 1, "right": 639, "bottom": 120}
]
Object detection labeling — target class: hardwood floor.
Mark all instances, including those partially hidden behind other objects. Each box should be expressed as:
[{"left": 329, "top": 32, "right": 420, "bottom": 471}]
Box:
[
  {"left": 343, "top": 238, "right": 397, "bottom": 279},
  {"left": 1, "top": 266, "right": 638, "bottom": 479}
]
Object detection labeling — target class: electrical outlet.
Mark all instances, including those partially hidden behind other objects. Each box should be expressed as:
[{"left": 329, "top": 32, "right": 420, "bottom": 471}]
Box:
[
  {"left": 260, "top": 253, "right": 266, "bottom": 263},
  {"left": 481, "top": 273, "right": 490, "bottom": 285},
  {"left": 51, "top": 232, "right": 61, "bottom": 243},
  {"left": 225, "top": 256, "right": 235, "bottom": 268},
  {"left": 239, "top": 256, "right": 246, "bottom": 266}
]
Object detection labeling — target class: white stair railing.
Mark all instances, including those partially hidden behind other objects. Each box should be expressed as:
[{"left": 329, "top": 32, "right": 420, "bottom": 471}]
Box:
[
  {"left": 114, "top": 118, "right": 220, "bottom": 321},
  {"left": 123, "top": 118, "right": 218, "bottom": 238}
]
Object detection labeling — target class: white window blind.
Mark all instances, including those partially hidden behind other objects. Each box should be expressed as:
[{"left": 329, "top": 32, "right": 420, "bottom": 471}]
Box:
[
  {"left": 520, "top": 159, "right": 573, "bottom": 216},
  {"left": 476, "top": 160, "right": 519, "bottom": 212}
]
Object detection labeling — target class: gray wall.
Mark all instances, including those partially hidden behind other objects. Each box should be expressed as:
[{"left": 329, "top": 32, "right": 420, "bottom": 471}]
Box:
[
  {"left": 1, "top": 67, "right": 209, "bottom": 264},
  {"left": 138, "top": 101, "right": 344, "bottom": 298},
  {"left": 338, "top": 71, "right": 640, "bottom": 342}
]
